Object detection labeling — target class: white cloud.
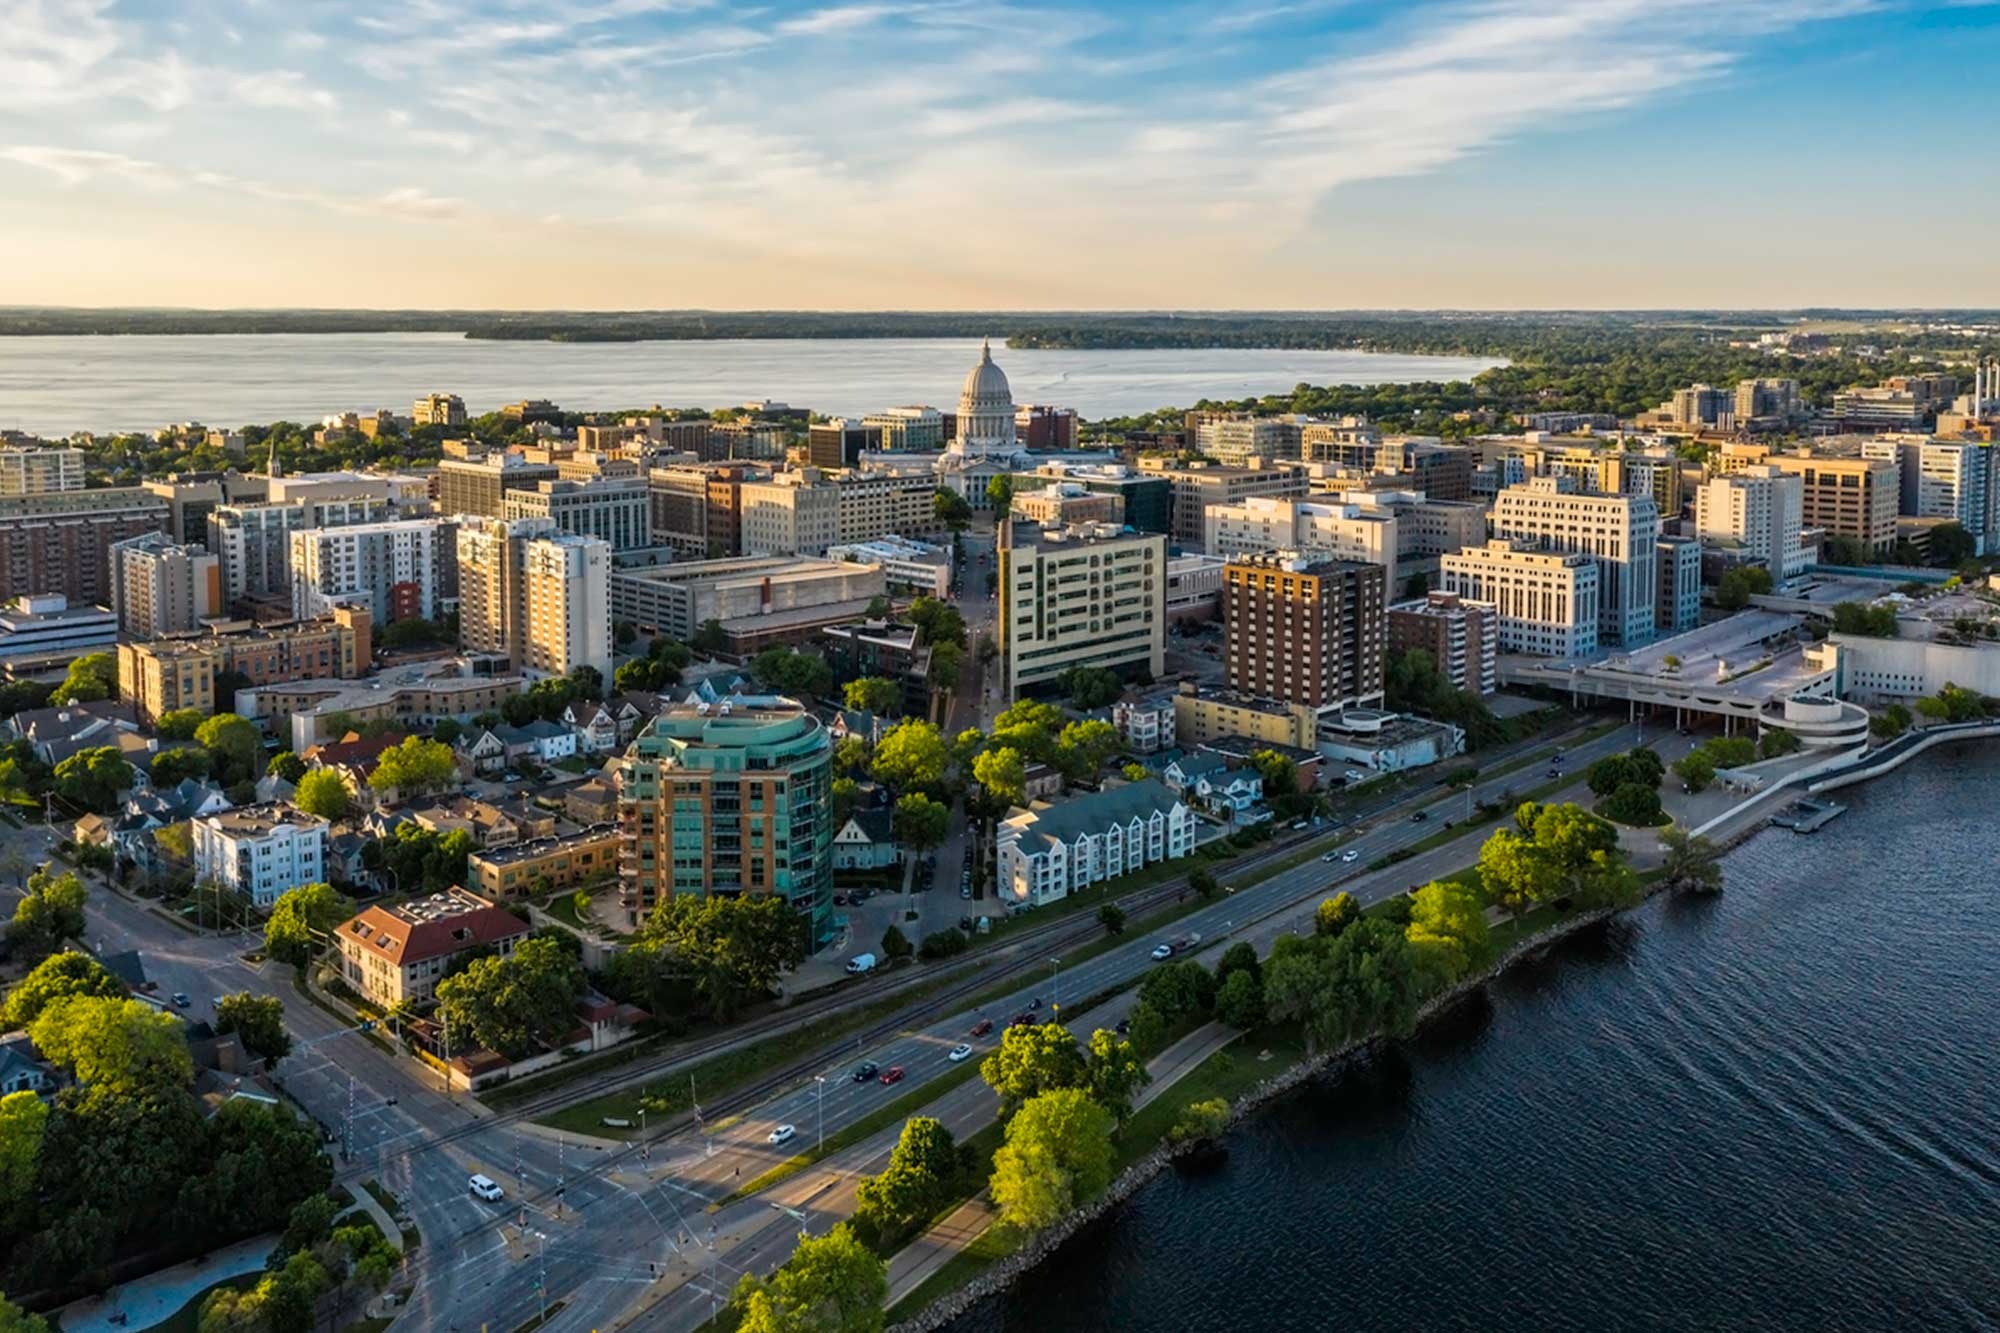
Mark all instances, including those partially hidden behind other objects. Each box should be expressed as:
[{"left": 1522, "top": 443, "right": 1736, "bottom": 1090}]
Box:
[{"left": 778, "top": 4, "right": 906, "bottom": 35}]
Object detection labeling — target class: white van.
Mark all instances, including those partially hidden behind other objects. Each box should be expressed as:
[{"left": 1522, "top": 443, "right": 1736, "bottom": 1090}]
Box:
[
  {"left": 845, "top": 952, "right": 878, "bottom": 975},
  {"left": 469, "top": 1173, "right": 504, "bottom": 1202}
]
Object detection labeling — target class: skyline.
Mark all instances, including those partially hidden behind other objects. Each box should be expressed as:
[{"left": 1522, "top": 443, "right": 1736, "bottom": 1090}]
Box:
[{"left": 7, "top": 1, "right": 2000, "bottom": 310}]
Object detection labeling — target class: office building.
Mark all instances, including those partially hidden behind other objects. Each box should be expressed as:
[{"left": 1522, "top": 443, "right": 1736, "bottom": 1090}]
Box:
[
  {"left": 500, "top": 476, "right": 650, "bottom": 551},
  {"left": 610, "top": 555, "right": 886, "bottom": 648},
  {"left": 243, "top": 663, "right": 519, "bottom": 752},
  {"left": 141, "top": 472, "right": 268, "bottom": 545},
  {"left": 820, "top": 618, "right": 933, "bottom": 716},
  {"left": 1165, "top": 553, "right": 1225, "bottom": 620},
  {"left": 0, "top": 447, "right": 84, "bottom": 495},
  {"left": 1663, "top": 384, "right": 1734, "bottom": 430},
  {"left": 1491, "top": 476, "right": 1658, "bottom": 647},
  {"left": 1300, "top": 418, "right": 1383, "bottom": 468},
  {"left": 1202, "top": 495, "right": 1398, "bottom": 583},
  {"left": 998, "top": 521, "right": 1165, "bottom": 697},
  {"left": 1861, "top": 436, "right": 1993, "bottom": 553},
  {"left": 1013, "top": 463, "right": 1172, "bottom": 535},
  {"left": 191, "top": 803, "right": 329, "bottom": 907},
  {"left": 739, "top": 473, "right": 841, "bottom": 556},
  {"left": 1335, "top": 487, "right": 1488, "bottom": 563},
  {"left": 825, "top": 537, "right": 951, "bottom": 598},
  {"left": 646, "top": 463, "right": 751, "bottom": 559},
  {"left": 1765, "top": 452, "right": 1900, "bottom": 555},
  {"left": 1137, "top": 457, "right": 1310, "bottom": 544},
  {"left": 618, "top": 696, "right": 834, "bottom": 938},
  {"left": 1695, "top": 464, "right": 1809, "bottom": 581},
  {"left": 1197, "top": 416, "right": 1291, "bottom": 466},
  {"left": 437, "top": 453, "right": 561, "bottom": 518},
  {"left": 1388, "top": 591, "right": 1496, "bottom": 695},
  {"left": 0, "top": 488, "right": 168, "bottom": 607},
  {"left": 290, "top": 518, "right": 453, "bottom": 623},
  {"left": 1833, "top": 375, "right": 1956, "bottom": 431},
  {"left": 412, "top": 392, "right": 468, "bottom": 427},
  {"left": 0, "top": 595, "right": 117, "bottom": 668},
  {"left": 807, "top": 419, "right": 880, "bottom": 470},
  {"left": 116, "top": 606, "right": 371, "bottom": 724},
  {"left": 207, "top": 495, "right": 401, "bottom": 601},
  {"left": 1016, "top": 405, "right": 1079, "bottom": 451},
  {"left": 1170, "top": 681, "right": 1319, "bottom": 749},
  {"left": 109, "top": 532, "right": 222, "bottom": 639},
  {"left": 1734, "top": 378, "right": 1803, "bottom": 430},
  {"left": 863, "top": 406, "right": 946, "bottom": 452},
  {"left": 1378, "top": 439, "right": 1474, "bottom": 501},
  {"left": 336, "top": 887, "right": 527, "bottom": 1009},
  {"left": 1656, "top": 536, "right": 1701, "bottom": 635},
  {"left": 995, "top": 779, "right": 1195, "bottom": 908},
  {"left": 1441, "top": 539, "right": 1599, "bottom": 658},
  {"left": 1012, "top": 482, "right": 1124, "bottom": 528},
  {"left": 1222, "top": 553, "right": 1385, "bottom": 710},
  {"left": 830, "top": 472, "right": 942, "bottom": 545}
]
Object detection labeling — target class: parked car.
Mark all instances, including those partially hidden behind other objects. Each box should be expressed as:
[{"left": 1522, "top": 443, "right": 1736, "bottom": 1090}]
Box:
[
  {"left": 469, "top": 1174, "right": 504, "bottom": 1202},
  {"left": 853, "top": 1062, "right": 879, "bottom": 1082},
  {"left": 948, "top": 1043, "right": 973, "bottom": 1062},
  {"left": 768, "top": 1124, "right": 797, "bottom": 1145},
  {"left": 1150, "top": 943, "right": 1174, "bottom": 961},
  {"left": 831, "top": 893, "right": 848, "bottom": 907},
  {"left": 171, "top": 992, "right": 191, "bottom": 1009},
  {"left": 1321, "top": 851, "right": 1337, "bottom": 863},
  {"left": 970, "top": 1018, "right": 994, "bottom": 1037},
  {"left": 879, "top": 1066, "right": 906, "bottom": 1086},
  {"left": 845, "top": 952, "right": 878, "bottom": 975}
]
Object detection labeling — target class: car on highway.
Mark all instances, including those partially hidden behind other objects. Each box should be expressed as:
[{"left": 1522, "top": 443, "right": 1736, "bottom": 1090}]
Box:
[
  {"left": 948, "top": 1043, "right": 973, "bottom": 1062},
  {"left": 1547, "top": 768, "right": 1562, "bottom": 778},
  {"left": 469, "top": 1174, "right": 504, "bottom": 1202},
  {"left": 171, "top": 992, "right": 191, "bottom": 1008},
  {"left": 961, "top": 885, "right": 971, "bottom": 899},
  {"left": 852, "top": 1062, "right": 879, "bottom": 1082},
  {"left": 1341, "top": 849, "right": 1360, "bottom": 863},
  {"left": 1115, "top": 1017, "right": 1130, "bottom": 1035},
  {"left": 1010, "top": 1012, "right": 1036, "bottom": 1027},
  {"left": 970, "top": 1018, "right": 994, "bottom": 1037},
  {"left": 768, "top": 1124, "right": 797, "bottom": 1145},
  {"left": 1150, "top": 943, "right": 1174, "bottom": 960},
  {"left": 1321, "top": 851, "right": 1338, "bottom": 862},
  {"left": 1410, "top": 810, "right": 1428, "bottom": 822},
  {"left": 879, "top": 1066, "right": 906, "bottom": 1086}
]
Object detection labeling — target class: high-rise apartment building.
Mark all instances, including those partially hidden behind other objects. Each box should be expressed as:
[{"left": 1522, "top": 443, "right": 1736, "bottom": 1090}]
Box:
[
  {"left": 647, "top": 465, "right": 720, "bottom": 557},
  {"left": 1203, "top": 495, "right": 1398, "bottom": 584},
  {"left": 998, "top": 521, "right": 1166, "bottom": 697},
  {"left": 500, "top": 476, "right": 650, "bottom": 551},
  {"left": 806, "top": 419, "right": 880, "bottom": 470},
  {"left": 412, "top": 392, "right": 468, "bottom": 427},
  {"left": 0, "top": 488, "right": 168, "bottom": 607},
  {"left": 1695, "top": 464, "right": 1809, "bottom": 581},
  {"left": 1136, "top": 458, "right": 1310, "bottom": 545},
  {"left": 1388, "top": 591, "right": 1497, "bottom": 695},
  {"left": 1222, "top": 553, "right": 1385, "bottom": 711},
  {"left": 1016, "top": 405, "right": 1078, "bottom": 451},
  {"left": 1656, "top": 536, "right": 1701, "bottom": 635},
  {"left": 1734, "top": 378, "right": 1802, "bottom": 429},
  {"left": 290, "top": 518, "right": 452, "bottom": 623},
  {"left": 522, "top": 532, "right": 611, "bottom": 681},
  {"left": 1441, "top": 539, "right": 1600, "bottom": 658},
  {"left": 457, "top": 515, "right": 538, "bottom": 667},
  {"left": 207, "top": 496, "right": 399, "bottom": 601},
  {"left": 1861, "top": 436, "right": 1994, "bottom": 553},
  {"left": 618, "top": 697, "right": 834, "bottom": 938},
  {"left": 437, "top": 454, "right": 561, "bottom": 518},
  {"left": 0, "top": 447, "right": 84, "bottom": 495},
  {"left": 117, "top": 606, "right": 370, "bottom": 724},
  {"left": 1765, "top": 453, "right": 1900, "bottom": 554},
  {"left": 109, "top": 532, "right": 223, "bottom": 639},
  {"left": 1491, "top": 476, "right": 1658, "bottom": 647}
]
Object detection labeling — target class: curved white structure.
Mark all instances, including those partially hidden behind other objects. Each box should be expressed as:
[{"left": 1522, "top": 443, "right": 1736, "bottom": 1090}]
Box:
[{"left": 1758, "top": 693, "right": 1870, "bottom": 750}]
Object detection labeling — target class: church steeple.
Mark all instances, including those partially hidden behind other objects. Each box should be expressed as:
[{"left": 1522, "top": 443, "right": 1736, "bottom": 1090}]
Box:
[{"left": 267, "top": 436, "right": 282, "bottom": 480}]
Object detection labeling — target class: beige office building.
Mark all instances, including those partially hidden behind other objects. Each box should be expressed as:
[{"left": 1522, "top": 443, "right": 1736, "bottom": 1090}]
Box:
[
  {"left": 1203, "top": 495, "right": 1398, "bottom": 584},
  {"left": 999, "top": 520, "right": 1165, "bottom": 696},
  {"left": 1765, "top": 453, "right": 1900, "bottom": 554},
  {"left": 0, "top": 447, "right": 84, "bottom": 496},
  {"left": 1441, "top": 539, "right": 1600, "bottom": 658},
  {"left": 1137, "top": 458, "right": 1310, "bottom": 545}
]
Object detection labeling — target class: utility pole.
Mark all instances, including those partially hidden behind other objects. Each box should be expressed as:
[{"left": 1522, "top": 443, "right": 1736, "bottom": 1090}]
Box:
[
  {"left": 556, "top": 1134, "right": 565, "bottom": 1217},
  {"left": 639, "top": 1106, "right": 648, "bottom": 1164},
  {"left": 343, "top": 1074, "right": 355, "bottom": 1162},
  {"left": 536, "top": 1230, "right": 548, "bottom": 1326}
]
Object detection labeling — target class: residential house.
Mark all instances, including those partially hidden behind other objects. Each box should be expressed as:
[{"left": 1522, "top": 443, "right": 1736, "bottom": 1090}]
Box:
[
  {"left": 1164, "top": 752, "right": 1266, "bottom": 823},
  {"left": 73, "top": 778, "right": 232, "bottom": 870},
  {"left": 493, "top": 719, "right": 579, "bottom": 765},
  {"left": 563, "top": 701, "right": 621, "bottom": 755},
  {"left": 334, "top": 887, "right": 531, "bottom": 1009},
  {"left": 826, "top": 707, "right": 889, "bottom": 747},
  {"left": 412, "top": 797, "right": 526, "bottom": 848},
  {"left": 458, "top": 727, "right": 509, "bottom": 776},
  {"left": 10, "top": 701, "right": 149, "bottom": 769},
  {"left": 561, "top": 777, "right": 618, "bottom": 825},
  {"left": 994, "top": 779, "right": 1196, "bottom": 908},
  {"left": 1197, "top": 735, "right": 1325, "bottom": 791},
  {"left": 0, "top": 1034, "right": 54, "bottom": 1096},
  {"left": 1021, "top": 762, "right": 1064, "bottom": 801},
  {"left": 1111, "top": 691, "right": 1177, "bottom": 754},
  {"left": 190, "top": 803, "right": 329, "bottom": 907},
  {"left": 832, "top": 809, "right": 900, "bottom": 871}
]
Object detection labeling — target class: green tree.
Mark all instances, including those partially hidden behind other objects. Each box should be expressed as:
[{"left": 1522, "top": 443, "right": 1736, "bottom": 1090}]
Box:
[
  {"left": 1658, "top": 824, "right": 1725, "bottom": 895},
  {"left": 291, "top": 769, "right": 353, "bottom": 822},
  {"left": 1928, "top": 521, "right": 1977, "bottom": 567},
  {"left": 852, "top": 1117, "right": 962, "bottom": 1249},
  {"left": 1136, "top": 960, "right": 1214, "bottom": 1026},
  {"left": 1672, "top": 750, "right": 1716, "bottom": 794},
  {"left": 891, "top": 792, "right": 950, "bottom": 855},
  {"left": 49, "top": 652, "right": 115, "bottom": 705},
  {"left": 1168, "top": 1097, "right": 1232, "bottom": 1145},
  {"left": 933, "top": 488, "right": 973, "bottom": 532},
  {"left": 6, "top": 870, "right": 88, "bottom": 963},
  {"left": 31, "top": 995, "right": 194, "bottom": 1096},
  {"left": 1054, "top": 718, "right": 1120, "bottom": 781},
  {"left": 0, "top": 950, "right": 124, "bottom": 1029},
  {"left": 979, "top": 1021, "right": 1087, "bottom": 1117},
  {"left": 750, "top": 648, "right": 834, "bottom": 700},
  {"left": 1214, "top": 940, "right": 1261, "bottom": 986},
  {"left": 0, "top": 1295, "right": 49, "bottom": 1333},
  {"left": 1715, "top": 565, "right": 1773, "bottom": 610},
  {"left": 51, "top": 746, "right": 132, "bottom": 814},
  {"left": 266, "top": 750, "right": 308, "bottom": 783},
  {"left": 831, "top": 778, "right": 860, "bottom": 826},
  {"left": 1311, "top": 916, "right": 1425, "bottom": 1048},
  {"left": 842, "top": 677, "right": 900, "bottom": 715},
  {"left": 368, "top": 736, "right": 458, "bottom": 797},
  {"left": 1830, "top": 600, "right": 1899, "bottom": 638},
  {"left": 1248, "top": 749, "right": 1298, "bottom": 801},
  {"left": 1599, "top": 782, "right": 1665, "bottom": 826},
  {"left": 432, "top": 717, "right": 463, "bottom": 746},
  {"left": 1096, "top": 903, "right": 1126, "bottom": 935},
  {"left": 434, "top": 936, "right": 584, "bottom": 1060},
  {"left": 605, "top": 893, "right": 806, "bottom": 1023},
  {"left": 907, "top": 596, "right": 967, "bottom": 649},
  {"left": 0, "top": 1091, "right": 47, "bottom": 1234},
  {"left": 1120, "top": 762, "right": 1147, "bottom": 782},
  {"left": 1084, "top": 1028, "right": 1149, "bottom": 1124},
  {"left": 1215, "top": 968, "right": 1266, "bottom": 1029},
  {"left": 989, "top": 1088, "right": 1116, "bottom": 1233},
  {"left": 263, "top": 882, "right": 355, "bottom": 967},
  {"left": 986, "top": 473, "right": 1015, "bottom": 518},
  {"left": 1188, "top": 867, "right": 1218, "bottom": 900},
  {"left": 194, "top": 713, "right": 262, "bottom": 785},
  {"left": 833, "top": 736, "right": 872, "bottom": 778},
  {"left": 972, "top": 746, "right": 1027, "bottom": 808},
  {"left": 145, "top": 748, "right": 208, "bottom": 790},
  {"left": 733, "top": 1223, "right": 885, "bottom": 1333},
  {"left": 870, "top": 720, "right": 949, "bottom": 793},
  {"left": 1870, "top": 701, "right": 1913, "bottom": 740},
  {"left": 879, "top": 923, "right": 914, "bottom": 963},
  {"left": 216, "top": 992, "right": 291, "bottom": 1061},
  {"left": 1405, "top": 879, "right": 1492, "bottom": 987},
  {"left": 1315, "top": 892, "right": 1359, "bottom": 938},
  {"left": 156, "top": 708, "right": 206, "bottom": 741},
  {"left": 691, "top": 619, "right": 728, "bottom": 654},
  {"left": 1060, "top": 666, "right": 1122, "bottom": 711}
]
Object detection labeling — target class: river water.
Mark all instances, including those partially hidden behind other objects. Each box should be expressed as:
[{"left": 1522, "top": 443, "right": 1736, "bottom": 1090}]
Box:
[
  {"left": 0, "top": 334, "right": 1499, "bottom": 437},
  {"left": 954, "top": 748, "right": 2000, "bottom": 1332}
]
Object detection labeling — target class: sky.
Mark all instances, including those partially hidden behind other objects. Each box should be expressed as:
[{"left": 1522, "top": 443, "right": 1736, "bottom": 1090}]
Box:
[{"left": 5, "top": 0, "right": 2000, "bottom": 311}]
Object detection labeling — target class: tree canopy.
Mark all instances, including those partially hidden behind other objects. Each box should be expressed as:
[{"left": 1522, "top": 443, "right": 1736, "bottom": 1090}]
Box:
[{"left": 989, "top": 1088, "right": 1116, "bottom": 1233}]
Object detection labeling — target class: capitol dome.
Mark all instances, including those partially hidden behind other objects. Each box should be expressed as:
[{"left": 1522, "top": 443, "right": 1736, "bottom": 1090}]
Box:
[{"left": 952, "top": 338, "right": 1017, "bottom": 455}]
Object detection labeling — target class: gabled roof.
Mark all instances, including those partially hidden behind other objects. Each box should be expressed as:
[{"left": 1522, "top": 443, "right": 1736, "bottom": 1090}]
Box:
[
  {"left": 97, "top": 950, "right": 147, "bottom": 990},
  {"left": 1168, "top": 752, "right": 1229, "bottom": 781},
  {"left": 307, "top": 732, "right": 408, "bottom": 770},
  {"left": 840, "top": 809, "right": 894, "bottom": 844},
  {"left": 495, "top": 719, "right": 572, "bottom": 744},
  {"left": 1006, "top": 778, "right": 1182, "bottom": 852}
]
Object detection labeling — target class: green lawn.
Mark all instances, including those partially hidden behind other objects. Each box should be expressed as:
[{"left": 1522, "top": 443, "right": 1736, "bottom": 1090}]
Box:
[{"left": 883, "top": 1221, "right": 1026, "bottom": 1325}]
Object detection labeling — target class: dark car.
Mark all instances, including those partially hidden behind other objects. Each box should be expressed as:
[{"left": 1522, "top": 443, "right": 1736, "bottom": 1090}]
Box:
[
  {"left": 971, "top": 1018, "right": 994, "bottom": 1037},
  {"left": 853, "top": 1062, "right": 879, "bottom": 1082},
  {"left": 832, "top": 893, "right": 848, "bottom": 907},
  {"left": 1410, "top": 810, "right": 1428, "bottom": 823},
  {"left": 1028, "top": 997, "right": 1042, "bottom": 1011},
  {"left": 1010, "top": 1013, "right": 1036, "bottom": 1027},
  {"left": 879, "top": 1066, "right": 906, "bottom": 1086},
  {"left": 1114, "top": 1017, "right": 1130, "bottom": 1036}
]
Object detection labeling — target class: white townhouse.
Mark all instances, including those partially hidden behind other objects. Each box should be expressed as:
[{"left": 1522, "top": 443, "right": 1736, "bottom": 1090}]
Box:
[
  {"left": 190, "top": 802, "right": 330, "bottom": 907},
  {"left": 995, "top": 778, "right": 1195, "bottom": 909}
]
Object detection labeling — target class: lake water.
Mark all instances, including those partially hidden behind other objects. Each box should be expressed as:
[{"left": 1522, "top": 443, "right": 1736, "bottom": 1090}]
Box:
[
  {"left": 953, "top": 749, "right": 2000, "bottom": 1332},
  {"left": 0, "top": 334, "right": 1499, "bottom": 437}
]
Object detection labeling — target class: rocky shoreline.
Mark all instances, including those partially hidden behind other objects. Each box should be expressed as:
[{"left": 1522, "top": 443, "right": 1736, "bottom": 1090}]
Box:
[{"left": 888, "top": 902, "right": 1627, "bottom": 1333}]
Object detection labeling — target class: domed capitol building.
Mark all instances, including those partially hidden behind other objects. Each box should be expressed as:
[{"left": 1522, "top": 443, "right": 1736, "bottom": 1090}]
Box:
[{"left": 935, "top": 338, "right": 1033, "bottom": 503}]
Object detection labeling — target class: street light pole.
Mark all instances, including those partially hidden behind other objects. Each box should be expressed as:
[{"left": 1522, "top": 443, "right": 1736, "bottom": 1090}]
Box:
[
  {"left": 1048, "top": 957, "right": 1061, "bottom": 1020},
  {"left": 813, "top": 1075, "right": 825, "bottom": 1154}
]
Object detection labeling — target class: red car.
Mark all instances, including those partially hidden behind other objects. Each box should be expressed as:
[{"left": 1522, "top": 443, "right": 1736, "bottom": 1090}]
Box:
[
  {"left": 970, "top": 1019, "right": 994, "bottom": 1037},
  {"left": 878, "top": 1066, "right": 906, "bottom": 1086}
]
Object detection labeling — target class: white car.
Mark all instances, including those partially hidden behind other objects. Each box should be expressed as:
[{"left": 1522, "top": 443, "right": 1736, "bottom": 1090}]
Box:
[
  {"left": 948, "top": 1043, "right": 973, "bottom": 1062},
  {"left": 1150, "top": 943, "right": 1174, "bottom": 961},
  {"left": 1341, "top": 849, "right": 1360, "bottom": 863},
  {"left": 469, "top": 1173, "right": 504, "bottom": 1202},
  {"left": 768, "top": 1124, "right": 797, "bottom": 1146}
]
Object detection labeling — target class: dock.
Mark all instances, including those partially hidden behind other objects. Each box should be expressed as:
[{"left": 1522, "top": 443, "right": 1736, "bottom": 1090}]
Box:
[{"left": 1770, "top": 798, "right": 1846, "bottom": 834}]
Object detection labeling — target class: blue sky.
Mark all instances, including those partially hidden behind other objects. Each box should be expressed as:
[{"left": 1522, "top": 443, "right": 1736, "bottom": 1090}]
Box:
[{"left": 5, "top": 0, "right": 1999, "bottom": 309}]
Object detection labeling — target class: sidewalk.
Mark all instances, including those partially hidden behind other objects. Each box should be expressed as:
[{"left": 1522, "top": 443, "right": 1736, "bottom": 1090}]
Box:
[
  {"left": 55, "top": 1235, "right": 275, "bottom": 1332},
  {"left": 344, "top": 1180, "right": 405, "bottom": 1252},
  {"left": 882, "top": 1021, "right": 1237, "bottom": 1306}
]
